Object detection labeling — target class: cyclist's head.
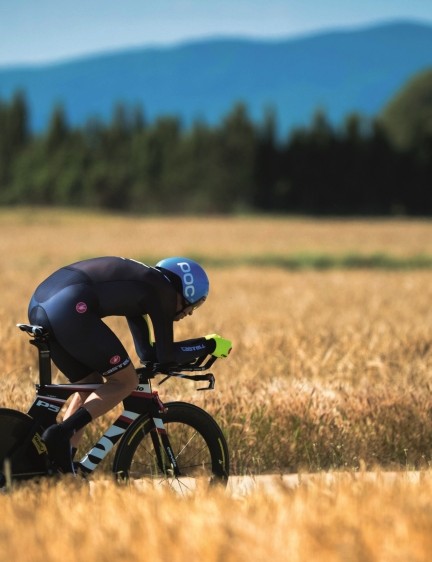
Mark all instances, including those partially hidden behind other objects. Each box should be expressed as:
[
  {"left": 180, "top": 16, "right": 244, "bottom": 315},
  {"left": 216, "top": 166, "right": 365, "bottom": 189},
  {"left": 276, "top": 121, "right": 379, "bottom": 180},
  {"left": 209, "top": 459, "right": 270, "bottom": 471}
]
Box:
[{"left": 156, "top": 257, "right": 209, "bottom": 310}]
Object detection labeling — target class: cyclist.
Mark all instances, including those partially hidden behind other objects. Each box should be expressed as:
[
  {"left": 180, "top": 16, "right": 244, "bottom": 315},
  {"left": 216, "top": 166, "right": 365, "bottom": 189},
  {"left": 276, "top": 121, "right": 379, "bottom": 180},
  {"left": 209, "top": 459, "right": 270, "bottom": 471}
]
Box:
[{"left": 27, "top": 256, "right": 232, "bottom": 474}]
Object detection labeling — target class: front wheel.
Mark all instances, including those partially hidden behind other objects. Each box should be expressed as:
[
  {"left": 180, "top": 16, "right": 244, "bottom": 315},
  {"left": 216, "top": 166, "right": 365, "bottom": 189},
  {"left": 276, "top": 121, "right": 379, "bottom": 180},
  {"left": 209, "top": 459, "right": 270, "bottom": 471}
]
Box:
[
  {"left": 0, "top": 408, "right": 49, "bottom": 483},
  {"left": 113, "top": 402, "right": 229, "bottom": 493}
]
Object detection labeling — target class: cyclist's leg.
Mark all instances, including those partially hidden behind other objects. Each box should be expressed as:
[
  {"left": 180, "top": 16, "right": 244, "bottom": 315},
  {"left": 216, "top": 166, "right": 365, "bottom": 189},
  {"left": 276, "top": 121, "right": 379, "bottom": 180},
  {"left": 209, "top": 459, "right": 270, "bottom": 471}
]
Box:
[
  {"left": 30, "top": 284, "right": 137, "bottom": 472},
  {"left": 65, "top": 367, "right": 138, "bottom": 450},
  {"left": 62, "top": 371, "right": 103, "bottom": 450},
  {"left": 43, "top": 364, "right": 137, "bottom": 471},
  {"left": 80, "top": 364, "right": 138, "bottom": 419}
]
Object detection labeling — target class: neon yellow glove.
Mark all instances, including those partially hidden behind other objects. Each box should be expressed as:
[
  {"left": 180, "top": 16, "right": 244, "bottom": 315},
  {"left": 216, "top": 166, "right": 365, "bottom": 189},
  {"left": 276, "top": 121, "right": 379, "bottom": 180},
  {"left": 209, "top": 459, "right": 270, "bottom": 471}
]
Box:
[{"left": 205, "top": 334, "right": 232, "bottom": 358}]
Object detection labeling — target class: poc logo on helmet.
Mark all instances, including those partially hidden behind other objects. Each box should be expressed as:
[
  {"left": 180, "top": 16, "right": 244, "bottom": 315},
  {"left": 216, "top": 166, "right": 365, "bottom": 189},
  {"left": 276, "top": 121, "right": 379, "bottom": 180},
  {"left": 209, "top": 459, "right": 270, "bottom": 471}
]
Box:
[{"left": 177, "top": 261, "right": 195, "bottom": 300}]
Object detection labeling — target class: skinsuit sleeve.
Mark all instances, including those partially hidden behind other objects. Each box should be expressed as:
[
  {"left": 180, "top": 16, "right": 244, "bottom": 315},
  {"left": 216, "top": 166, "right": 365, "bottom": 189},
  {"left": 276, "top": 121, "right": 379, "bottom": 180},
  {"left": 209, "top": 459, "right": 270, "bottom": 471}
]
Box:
[
  {"left": 126, "top": 315, "right": 157, "bottom": 362},
  {"left": 127, "top": 314, "right": 215, "bottom": 365}
]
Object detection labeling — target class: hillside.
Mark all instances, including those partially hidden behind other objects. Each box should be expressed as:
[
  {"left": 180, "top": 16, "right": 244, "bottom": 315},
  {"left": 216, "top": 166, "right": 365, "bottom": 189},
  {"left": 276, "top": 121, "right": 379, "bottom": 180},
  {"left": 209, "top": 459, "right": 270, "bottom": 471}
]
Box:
[{"left": 1, "top": 20, "right": 432, "bottom": 133}]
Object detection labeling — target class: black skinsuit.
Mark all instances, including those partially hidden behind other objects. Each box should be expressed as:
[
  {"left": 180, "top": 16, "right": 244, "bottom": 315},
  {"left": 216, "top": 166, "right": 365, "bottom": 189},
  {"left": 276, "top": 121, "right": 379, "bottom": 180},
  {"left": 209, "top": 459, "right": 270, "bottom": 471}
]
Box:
[{"left": 28, "top": 256, "right": 214, "bottom": 381}]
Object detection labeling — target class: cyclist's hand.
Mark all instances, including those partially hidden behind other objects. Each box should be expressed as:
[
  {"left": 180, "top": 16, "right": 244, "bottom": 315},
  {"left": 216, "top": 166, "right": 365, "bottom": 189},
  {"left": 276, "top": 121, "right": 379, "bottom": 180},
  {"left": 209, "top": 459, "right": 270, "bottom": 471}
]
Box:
[{"left": 205, "top": 334, "right": 232, "bottom": 358}]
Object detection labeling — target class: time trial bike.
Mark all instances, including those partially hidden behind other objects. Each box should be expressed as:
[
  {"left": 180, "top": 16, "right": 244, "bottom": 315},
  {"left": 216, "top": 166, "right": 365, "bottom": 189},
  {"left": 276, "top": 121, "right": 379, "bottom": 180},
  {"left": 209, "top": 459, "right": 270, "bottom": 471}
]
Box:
[{"left": 0, "top": 324, "right": 229, "bottom": 492}]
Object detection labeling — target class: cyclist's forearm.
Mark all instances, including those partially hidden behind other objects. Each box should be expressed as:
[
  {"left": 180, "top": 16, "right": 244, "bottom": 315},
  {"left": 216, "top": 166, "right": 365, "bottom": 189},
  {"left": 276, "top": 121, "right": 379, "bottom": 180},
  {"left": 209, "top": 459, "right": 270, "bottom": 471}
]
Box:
[{"left": 169, "top": 337, "right": 216, "bottom": 364}]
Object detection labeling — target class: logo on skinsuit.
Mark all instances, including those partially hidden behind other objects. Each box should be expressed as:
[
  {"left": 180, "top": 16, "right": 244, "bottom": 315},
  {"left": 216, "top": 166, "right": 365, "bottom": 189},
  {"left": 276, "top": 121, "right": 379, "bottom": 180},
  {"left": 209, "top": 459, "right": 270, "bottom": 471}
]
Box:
[
  {"left": 76, "top": 302, "right": 88, "bottom": 313},
  {"left": 110, "top": 355, "right": 121, "bottom": 365}
]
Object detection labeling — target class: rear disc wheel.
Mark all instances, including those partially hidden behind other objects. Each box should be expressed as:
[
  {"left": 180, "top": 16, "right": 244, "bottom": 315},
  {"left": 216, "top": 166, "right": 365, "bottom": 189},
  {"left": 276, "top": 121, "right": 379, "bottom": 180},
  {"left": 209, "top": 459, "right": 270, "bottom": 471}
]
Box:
[{"left": 0, "top": 408, "right": 49, "bottom": 482}]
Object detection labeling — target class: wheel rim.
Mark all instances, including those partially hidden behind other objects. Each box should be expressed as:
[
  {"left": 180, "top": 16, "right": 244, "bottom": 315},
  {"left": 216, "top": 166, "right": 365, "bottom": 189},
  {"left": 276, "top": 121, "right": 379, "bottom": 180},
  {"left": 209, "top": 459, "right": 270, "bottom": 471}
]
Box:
[{"left": 128, "top": 421, "right": 222, "bottom": 493}]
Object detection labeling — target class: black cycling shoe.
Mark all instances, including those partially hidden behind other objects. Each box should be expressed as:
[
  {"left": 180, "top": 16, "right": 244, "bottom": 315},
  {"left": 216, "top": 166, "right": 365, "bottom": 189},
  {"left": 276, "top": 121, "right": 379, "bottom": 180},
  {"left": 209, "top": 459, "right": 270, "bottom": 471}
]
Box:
[{"left": 42, "top": 424, "right": 75, "bottom": 475}]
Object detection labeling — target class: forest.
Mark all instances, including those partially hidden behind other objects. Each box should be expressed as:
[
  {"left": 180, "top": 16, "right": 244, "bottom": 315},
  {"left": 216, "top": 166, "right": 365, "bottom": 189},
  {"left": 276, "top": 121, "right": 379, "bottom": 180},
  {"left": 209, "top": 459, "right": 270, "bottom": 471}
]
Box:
[{"left": 1, "top": 69, "right": 432, "bottom": 215}]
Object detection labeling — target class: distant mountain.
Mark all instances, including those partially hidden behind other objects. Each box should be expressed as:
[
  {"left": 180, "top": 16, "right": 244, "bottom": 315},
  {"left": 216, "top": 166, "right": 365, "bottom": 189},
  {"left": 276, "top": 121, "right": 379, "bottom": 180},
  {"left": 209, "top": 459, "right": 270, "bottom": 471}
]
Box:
[{"left": 1, "top": 20, "right": 432, "bottom": 134}]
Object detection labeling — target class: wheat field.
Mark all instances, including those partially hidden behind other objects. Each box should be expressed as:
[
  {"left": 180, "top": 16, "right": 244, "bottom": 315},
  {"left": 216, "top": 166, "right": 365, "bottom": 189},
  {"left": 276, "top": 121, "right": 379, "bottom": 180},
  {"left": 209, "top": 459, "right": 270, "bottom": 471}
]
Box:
[{"left": 2, "top": 208, "right": 432, "bottom": 561}]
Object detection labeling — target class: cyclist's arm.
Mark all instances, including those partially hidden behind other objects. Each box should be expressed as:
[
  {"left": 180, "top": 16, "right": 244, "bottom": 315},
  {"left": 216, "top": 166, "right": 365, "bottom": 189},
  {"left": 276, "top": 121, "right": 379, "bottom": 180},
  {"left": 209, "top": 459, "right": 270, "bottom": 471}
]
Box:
[
  {"left": 170, "top": 337, "right": 216, "bottom": 364},
  {"left": 131, "top": 280, "right": 226, "bottom": 365},
  {"left": 148, "top": 306, "right": 218, "bottom": 365},
  {"left": 150, "top": 313, "right": 216, "bottom": 365},
  {"left": 126, "top": 315, "right": 157, "bottom": 362}
]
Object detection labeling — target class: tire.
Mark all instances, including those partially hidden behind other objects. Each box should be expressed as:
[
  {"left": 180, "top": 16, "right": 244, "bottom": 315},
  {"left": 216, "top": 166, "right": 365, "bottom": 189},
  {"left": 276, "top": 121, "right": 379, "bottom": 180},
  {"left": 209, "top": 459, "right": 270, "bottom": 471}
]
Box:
[
  {"left": 113, "top": 402, "right": 229, "bottom": 492},
  {"left": 0, "top": 408, "right": 49, "bottom": 481}
]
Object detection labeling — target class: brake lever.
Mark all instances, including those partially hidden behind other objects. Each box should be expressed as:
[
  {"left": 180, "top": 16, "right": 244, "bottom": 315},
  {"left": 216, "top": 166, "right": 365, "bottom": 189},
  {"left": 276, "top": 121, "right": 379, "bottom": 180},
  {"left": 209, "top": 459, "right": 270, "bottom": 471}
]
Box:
[{"left": 197, "top": 373, "right": 215, "bottom": 391}]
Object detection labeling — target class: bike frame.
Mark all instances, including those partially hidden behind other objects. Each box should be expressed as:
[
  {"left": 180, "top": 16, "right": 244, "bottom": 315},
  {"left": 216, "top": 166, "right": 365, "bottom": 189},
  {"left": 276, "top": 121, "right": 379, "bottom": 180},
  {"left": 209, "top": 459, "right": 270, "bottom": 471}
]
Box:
[
  {"left": 28, "top": 376, "right": 170, "bottom": 475},
  {"left": 17, "top": 324, "right": 216, "bottom": 478}
]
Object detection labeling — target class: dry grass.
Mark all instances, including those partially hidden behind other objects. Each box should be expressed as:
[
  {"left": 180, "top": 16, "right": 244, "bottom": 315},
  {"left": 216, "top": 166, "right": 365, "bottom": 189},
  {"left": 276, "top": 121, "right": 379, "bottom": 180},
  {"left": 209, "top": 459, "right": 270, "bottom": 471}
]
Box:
[
  {"left": 2, "top": 208, "right": 432, "bottom": 560},
  {"left": 2, "top": 207, "right": 432, "bottom": 264},
  {"left": 2, "top": 474, "right": 432, "bottom": 562},
  {"left": 2, "top": 209, "right": 432, "bottom": 469}
]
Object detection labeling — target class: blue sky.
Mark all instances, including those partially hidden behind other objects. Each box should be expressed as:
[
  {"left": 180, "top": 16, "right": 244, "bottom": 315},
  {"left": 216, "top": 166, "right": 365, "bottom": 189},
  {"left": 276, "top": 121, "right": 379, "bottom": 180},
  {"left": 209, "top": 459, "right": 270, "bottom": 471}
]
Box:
[{"left": 1, "top": 0, "right": 432, "bottom": 66}]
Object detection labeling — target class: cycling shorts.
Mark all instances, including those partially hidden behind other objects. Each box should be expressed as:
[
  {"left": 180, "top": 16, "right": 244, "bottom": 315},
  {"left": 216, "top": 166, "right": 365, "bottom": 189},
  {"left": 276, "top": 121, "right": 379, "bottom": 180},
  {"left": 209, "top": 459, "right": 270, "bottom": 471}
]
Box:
[{"left": 28, "top": 268, "right": 131, "bottom": 382}]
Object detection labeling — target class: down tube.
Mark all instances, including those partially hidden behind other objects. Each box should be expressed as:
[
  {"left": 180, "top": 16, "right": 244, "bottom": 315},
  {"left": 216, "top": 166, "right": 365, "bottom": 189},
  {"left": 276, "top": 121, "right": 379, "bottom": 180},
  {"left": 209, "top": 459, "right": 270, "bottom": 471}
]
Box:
[{"left": 78, "top": 409, "right": 141, "bottom": 473}]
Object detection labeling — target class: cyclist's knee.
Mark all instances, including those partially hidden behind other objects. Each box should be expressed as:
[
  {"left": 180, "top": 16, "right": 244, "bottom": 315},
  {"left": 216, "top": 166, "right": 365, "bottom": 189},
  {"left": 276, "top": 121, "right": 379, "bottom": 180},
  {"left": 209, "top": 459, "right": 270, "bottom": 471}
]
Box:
[{"left": 106, "top": 363, "right": 138, "bottom": 393}]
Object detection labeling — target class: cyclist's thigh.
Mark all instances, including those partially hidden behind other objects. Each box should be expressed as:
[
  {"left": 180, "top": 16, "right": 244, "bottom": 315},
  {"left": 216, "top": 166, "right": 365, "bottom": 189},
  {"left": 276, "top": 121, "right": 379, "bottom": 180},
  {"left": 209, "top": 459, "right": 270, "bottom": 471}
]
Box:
[{"left": 29, "top": 303, "right": 94, "bottom": 381}]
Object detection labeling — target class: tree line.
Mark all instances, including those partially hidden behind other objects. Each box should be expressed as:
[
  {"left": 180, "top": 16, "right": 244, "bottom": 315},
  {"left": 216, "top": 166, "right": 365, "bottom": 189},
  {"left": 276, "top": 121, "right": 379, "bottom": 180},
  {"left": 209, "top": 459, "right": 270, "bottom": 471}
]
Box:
[{"left": 1, "top": 91, "right": 431, "bottom": 215}]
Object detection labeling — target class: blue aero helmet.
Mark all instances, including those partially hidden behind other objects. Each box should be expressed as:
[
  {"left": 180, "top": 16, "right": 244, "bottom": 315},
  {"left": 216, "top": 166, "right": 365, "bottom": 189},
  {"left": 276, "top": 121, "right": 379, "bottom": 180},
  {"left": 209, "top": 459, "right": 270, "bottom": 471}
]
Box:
[{"left": 156, "top": 257, "right": 209, "bottom": 308}]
